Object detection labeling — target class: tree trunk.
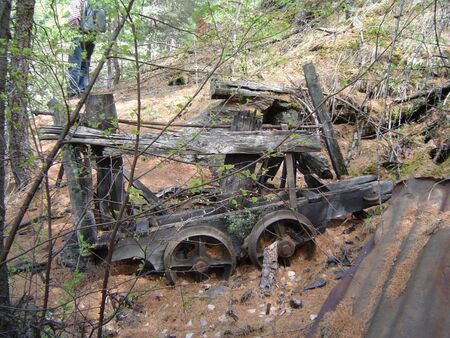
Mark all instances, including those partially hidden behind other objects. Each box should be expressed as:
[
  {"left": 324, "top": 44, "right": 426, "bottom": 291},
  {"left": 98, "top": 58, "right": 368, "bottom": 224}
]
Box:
[
  {"left": 8, "top": 0, "right": 36, "bottom": 187},
  {"left": 0, "top": 0, "right": 15, "bottom": 334}
]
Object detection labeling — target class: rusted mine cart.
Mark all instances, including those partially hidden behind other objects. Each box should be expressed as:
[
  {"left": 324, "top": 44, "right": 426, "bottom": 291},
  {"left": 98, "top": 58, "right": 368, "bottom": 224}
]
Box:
[
  {"left": 41, "top": 79, "right": 393, "bottom": 284},
  {"left": 111, "top": 175, "right": 392, "bottom": 284}
]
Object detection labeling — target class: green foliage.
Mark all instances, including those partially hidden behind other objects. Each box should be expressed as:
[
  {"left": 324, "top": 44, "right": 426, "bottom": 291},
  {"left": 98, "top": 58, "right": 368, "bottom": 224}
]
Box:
[{"left": 225, "top": 209, "right": 261, "bottom": 239}]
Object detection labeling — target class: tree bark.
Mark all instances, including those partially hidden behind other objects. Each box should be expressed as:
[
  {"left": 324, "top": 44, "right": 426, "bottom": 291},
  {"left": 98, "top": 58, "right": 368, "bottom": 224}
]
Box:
[
  {"left": 0, "top": 0, "right": 15, "bottom": 334},
  {"left": 8, "top": 0, "right": 36, "bottom": 187}
]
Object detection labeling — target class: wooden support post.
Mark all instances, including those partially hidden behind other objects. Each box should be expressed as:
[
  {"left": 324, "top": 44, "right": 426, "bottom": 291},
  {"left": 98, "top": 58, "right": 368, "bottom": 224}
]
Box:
[
  {"left": 47, "top": 99, "right": 97, "bottom": 247},
  {"left": 84, "top": 94, "right": 124, "bottom": 227},
  {"left": 220, "top": 111, "right": 260, "bottom": 204},
  {"left": 280, "top": 124, "right": 297, "bottom": 209},
  {"left": 303, "top": 63, "right": 348, "bottom": 178}
]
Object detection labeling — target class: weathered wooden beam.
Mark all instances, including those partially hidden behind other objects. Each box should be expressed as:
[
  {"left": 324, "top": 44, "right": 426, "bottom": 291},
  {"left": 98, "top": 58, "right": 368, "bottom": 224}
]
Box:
[
  {"left": 85, "top": 94, "right": 124, "bottom": 227},
  {"left": 303, "top": 63, "right": 348, "bottom": 178},
  {"left": 40, "top": 125, "right": 322, "bottom": 155},
  {"left": 211, "top": 80, "right": 294, "bottom": 101},
  {"left": 297, "top": 152, "right": 333, "bottom": 179}
]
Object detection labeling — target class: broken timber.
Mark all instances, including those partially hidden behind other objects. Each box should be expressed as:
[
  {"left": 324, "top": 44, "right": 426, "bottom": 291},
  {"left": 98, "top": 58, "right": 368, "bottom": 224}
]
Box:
[
  {"left": 39, "top": 125, "right": 321, "bottom": 155},
  {"left": 303, "top": 63, "right": 348, "bottom": 178}
]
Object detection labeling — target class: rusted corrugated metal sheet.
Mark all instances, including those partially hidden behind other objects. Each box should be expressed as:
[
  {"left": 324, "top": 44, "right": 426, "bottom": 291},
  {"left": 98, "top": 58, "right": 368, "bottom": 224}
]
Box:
[{"left": 309, "top": 178, "right": 450, "bottom": 338}]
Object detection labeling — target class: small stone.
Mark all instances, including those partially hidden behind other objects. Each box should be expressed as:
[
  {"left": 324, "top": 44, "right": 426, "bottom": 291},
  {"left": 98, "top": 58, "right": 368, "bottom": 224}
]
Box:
[
  {"left": 343, "top": 223, "right": 356, "bottom": 234},
  {"left": 186, "top": 333, "right": 194, "bottom": 338},
  {"left": 103, "top": 326, "right": 119, "bottom": 337},
  {"left": 218, "top": 314, "right": 227, "bottom": 323},
  {"left": 161, "top": 329, "right": 168, "bottom": 335},
  {"left": 247, "top": 309, "right": 256, "bottom": 314},
  {"left": 310, "top": 314, "right": 318, "bottom": 321},
  {"left": 303, "top": 278, "right": 327, "bottom": 291},
  {"left": 186, "top": 320, "right": 193, "bottom": 327},
  {"left": 207, "top": 304, "right": 215, "bottom": 312},
  {"left": 287, "top": 271, "right": 296, "bottom": 281},
  {"left": 214, "top": 332, "right": 221, "bottom": 337},
  {"left": 326, "top": 256, "right": 339, "bottom": 266},
  {"left": 289, "top": 299, "right": 303, "bottom": 309},
  {"left": 200, "top": 318, "right": 208, "bottom": 327}
]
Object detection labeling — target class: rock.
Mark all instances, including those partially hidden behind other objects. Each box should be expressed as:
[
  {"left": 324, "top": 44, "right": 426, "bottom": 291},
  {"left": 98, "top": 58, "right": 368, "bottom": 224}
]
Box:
[
  {"left": 303, "top": 278, "right": 327, "bottom": 290},
  {"left": 214, "top": 332, "right": 221, "bottom": 337},
  {"left": 247, "top": 309, "right": 256, "bottom": 314},
  {"left": 200, "top": 318, "right": 208, "bottom": 328},
  {"left": 185, "top": 333, "right": 194, "bottom": 338},
  {"left": 287, "top": 271, "right": 296, "bottom": 281},
  {"left": 102, "top": 326, "right": 119, "bottom": 337},
  {"left": 218, "top": 314, "right": 227, "bottom": 323},
  {"left": 289, "top": 299, "right": 303, "bottom": 309},
  {"left": 186, "top": 320, "right": 193, "bottom": 327},
  {"left": 207, "top": 304, "right": 216, "bottom": 312},
  {"left": 310, "top": 314, "right": 318, "bottom": 321},
  {"left": 204, "top": 285, "right": 230, "bottom": 299},
  {"left": 334, "top": 267, "right": 349, "bottom": 280},
  {"left": 342, "top": 223, "right": 356, "bottom": 234},
  {"left": 326, "top": 256, "right": 339, "bottom": 266}
]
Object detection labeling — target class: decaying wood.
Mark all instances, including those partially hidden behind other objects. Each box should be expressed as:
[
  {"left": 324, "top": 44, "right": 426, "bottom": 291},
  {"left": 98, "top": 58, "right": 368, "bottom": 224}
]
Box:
[
  {"left": 85, "top": 94, "right": 124, "bottom": 227},
  {"left": 39, "top": 125, "right": 321, "bottom": 155},
  {"left": 260, "top": 241, "right": 278, "bottom": 296},
  {"left": 211, "top": 80, "right": 295, "bottom": 101},
  {"left": 392, "top": 81, "right": 450, "bottom": 103},
  {"left": 10, "top": 261, "right": 47, "bottom": 275},
  {"left": 297, "top": 152, "right": 333, "bottom": 179},
  {"left": 303, "top": 63, "right": 348, "bottom": 178},
  {"left": 47, "top": 99, "right": 97, "bottom": 245},
  {"left": 221, "top": 111, "right": 261, "bottom": 201}
]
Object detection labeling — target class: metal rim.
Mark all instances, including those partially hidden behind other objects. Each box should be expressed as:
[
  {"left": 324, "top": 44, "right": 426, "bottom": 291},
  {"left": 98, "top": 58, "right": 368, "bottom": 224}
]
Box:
[
  {"left": 163, "top": 226, "right": 236, "bottom": 284},
  {"left": 248, "top": 209, "right": 315, "bottom": 268}
]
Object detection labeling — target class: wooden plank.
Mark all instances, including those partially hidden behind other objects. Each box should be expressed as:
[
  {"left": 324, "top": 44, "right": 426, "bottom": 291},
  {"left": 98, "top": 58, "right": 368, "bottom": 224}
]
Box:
[
  {"left": 303, "top": 63, "right": 348, "bottom": 178},
  {"left": 39, "top": 125, "right": 321, "bottom": 155},
  {"left": 211, "top": 80, "right": 294, "bottom": 98}
]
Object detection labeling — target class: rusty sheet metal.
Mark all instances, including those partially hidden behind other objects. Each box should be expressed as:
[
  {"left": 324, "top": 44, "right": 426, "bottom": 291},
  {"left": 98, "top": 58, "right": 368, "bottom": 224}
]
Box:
[{"left": 309, "top": 178, "right": 450, "bottom": 338}]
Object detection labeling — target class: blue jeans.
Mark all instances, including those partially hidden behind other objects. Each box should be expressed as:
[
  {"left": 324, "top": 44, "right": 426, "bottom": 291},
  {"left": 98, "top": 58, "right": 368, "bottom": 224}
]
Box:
[{"left": 68, "top": 39, "right": 95, "bottom": 94}]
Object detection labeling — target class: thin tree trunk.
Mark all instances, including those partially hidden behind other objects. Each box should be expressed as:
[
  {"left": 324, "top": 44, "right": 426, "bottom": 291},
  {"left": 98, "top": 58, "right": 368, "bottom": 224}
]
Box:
[
  {"left": 0, "top": 0, "right": 15, "bottom": 335},
  {"left": 8, "top": 0, "right": 36, "bottom": 187}
]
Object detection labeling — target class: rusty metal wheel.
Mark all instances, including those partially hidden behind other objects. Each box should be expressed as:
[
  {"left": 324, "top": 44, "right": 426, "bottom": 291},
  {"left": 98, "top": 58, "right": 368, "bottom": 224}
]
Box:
[
  {"left": 163, "top": 226, "right": 236, "bottom": 284},
  {"left": 248, "top": 210, "right": 315, "bottom": 268}
]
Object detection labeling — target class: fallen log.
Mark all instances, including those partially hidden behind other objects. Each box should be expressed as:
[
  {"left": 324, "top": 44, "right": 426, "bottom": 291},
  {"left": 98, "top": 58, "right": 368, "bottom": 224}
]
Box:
[{"left": 39, "top": 125, "right": 321, "bottom": 155}]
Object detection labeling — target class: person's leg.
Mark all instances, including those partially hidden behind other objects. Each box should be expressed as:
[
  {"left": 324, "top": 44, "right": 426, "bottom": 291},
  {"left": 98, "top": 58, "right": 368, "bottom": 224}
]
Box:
[
  {"left": 79, "top": 41, "right": 95, "bottom": 92},
  {"left": 68, "top": 40, "right": 82, "bottom": 95}
]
